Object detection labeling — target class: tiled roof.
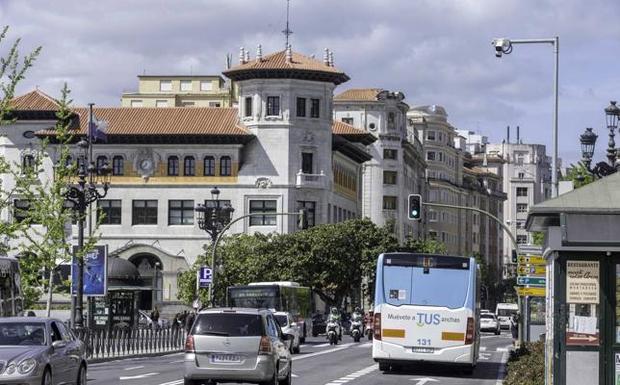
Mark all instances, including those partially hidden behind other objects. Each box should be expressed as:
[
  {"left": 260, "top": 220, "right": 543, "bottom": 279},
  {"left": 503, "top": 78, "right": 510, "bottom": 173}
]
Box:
[
  {"left": 334, "top": 88, "right": 383, "bottom": 101},
  {"left": 10, "top": 89, "right": 60, "bottom": 111},
  {"left": 223, "top": 50, "right": 350, "bottom": 85},
  {"left": 332, "top": 121, "right": 376, "bottom": 145}
]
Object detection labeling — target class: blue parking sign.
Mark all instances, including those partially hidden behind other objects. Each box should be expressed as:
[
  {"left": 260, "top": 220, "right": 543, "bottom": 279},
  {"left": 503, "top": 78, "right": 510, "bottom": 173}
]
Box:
[{"left": 198, "top": 266, "right": 212, "bottom": 288}]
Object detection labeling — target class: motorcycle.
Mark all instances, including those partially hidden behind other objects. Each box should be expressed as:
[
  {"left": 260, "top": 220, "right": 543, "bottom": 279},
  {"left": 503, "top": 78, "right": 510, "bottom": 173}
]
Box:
[
  {"left": 365, "top": 313, "right": 374, "bottom": 340},
  {"left": 326, "top": 320, "right": 340, "bottom": 345},
  {"left": 350, "top": 319, "right": 363, "bottom": 342}
]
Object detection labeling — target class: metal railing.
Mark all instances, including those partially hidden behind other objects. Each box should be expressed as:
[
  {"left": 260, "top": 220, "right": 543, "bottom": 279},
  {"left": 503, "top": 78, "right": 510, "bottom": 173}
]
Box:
[{"left": 72, "top": 326, "right": 186, "bottom": 360}]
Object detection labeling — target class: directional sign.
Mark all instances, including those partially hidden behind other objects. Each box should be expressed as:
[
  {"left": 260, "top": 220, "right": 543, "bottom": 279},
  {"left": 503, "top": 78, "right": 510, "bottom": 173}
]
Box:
[
  {"left": 516, "top": 286, "right": 546, "bottom": 297},
  {"left": 517, "top": 276, "right": 546, "bottom": 287},
  {"left": 517, "top": 255, "right": 545, "bottom": 265},
  {"left": 517, "top": 264, "right": 546, "bottom": 276},
  {"left": 566, "top": 332, "right": 599, "bottom": 346},
  {"left": 198, "top": 266, "right": 213, "bottom": 288}
]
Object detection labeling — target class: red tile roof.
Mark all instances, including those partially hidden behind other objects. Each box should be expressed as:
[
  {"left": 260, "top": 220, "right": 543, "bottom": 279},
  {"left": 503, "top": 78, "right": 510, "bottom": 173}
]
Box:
[
  {"left": 334, "top": 88, "right": 383, "bottom": 101},
  {"left": 10, "top": 89, "right": 60, "bottom": 111},
  {"left": 332, "top": 121, "right": 376, "bottom": 145}
]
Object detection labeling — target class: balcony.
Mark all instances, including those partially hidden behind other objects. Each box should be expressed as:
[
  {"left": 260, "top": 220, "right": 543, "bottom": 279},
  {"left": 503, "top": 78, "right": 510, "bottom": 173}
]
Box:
[{"left": 296, "top": 170, "right": 327, "bottom": 189}]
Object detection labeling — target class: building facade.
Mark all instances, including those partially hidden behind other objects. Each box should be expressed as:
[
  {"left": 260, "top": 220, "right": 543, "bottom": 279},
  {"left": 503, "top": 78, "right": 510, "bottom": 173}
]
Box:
[{"left": 333, "top": 88, "right": 426, "bottom": 241}]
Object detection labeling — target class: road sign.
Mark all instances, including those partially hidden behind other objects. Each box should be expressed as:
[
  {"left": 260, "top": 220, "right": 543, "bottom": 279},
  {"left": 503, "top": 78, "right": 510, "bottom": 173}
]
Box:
[
  {"left": 517, "top": 255, "right": 545, "bottom": 265},
  {"left": 517, "top": 264, "right": 546, "bottom": 276},
  {"left": 517, "top": 276, "right": 546, "bottom": 286},
  {"left": 566, "top": 332, "right": 599, "bottom": 346},
  {"left": 516, "top": 286, "right": 545, "bottom": 297},
  {"left": 198, "top": 266, "right": 212, "bottom": 288}
]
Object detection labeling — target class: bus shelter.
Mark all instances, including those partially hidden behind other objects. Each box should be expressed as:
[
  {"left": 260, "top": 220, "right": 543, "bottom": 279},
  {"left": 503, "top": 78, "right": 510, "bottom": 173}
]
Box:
[{"left": 526, "top": 172, "right": 620, "bottom": 385}]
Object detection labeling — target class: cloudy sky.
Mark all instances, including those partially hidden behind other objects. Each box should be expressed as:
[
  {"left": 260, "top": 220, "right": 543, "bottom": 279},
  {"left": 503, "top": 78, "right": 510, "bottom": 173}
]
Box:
[{"left": 1, "top": 0, "right": 619, "bottom": 165}]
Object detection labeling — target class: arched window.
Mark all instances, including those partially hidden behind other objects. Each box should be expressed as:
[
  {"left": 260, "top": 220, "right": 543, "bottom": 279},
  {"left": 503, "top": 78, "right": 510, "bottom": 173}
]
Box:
[
  {"left": 220, "top": 156, "right": 232, "bottom": 176},
  {"left": 96, "top": 155, "right": 108, "bottom": 174},
  {"left": 184, "top": 156, "right": 195, "bottom": 176},
  {"left": 112, "top": 156, "right": 124, "bottom": 176},
  {"left": 22, "top": 155, "right": 35, "bottom": 173},
  {"left": 168, "top": 156, "right": 179, "bottom": 176},
  {"left": 203, "top": 156, "right": 215, "bottom": 176}
]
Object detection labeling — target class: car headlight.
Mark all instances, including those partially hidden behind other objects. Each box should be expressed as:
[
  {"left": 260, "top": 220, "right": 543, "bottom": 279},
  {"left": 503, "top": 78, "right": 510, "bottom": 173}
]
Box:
[
  {"left": 17, "top": 358, "right": 37, "bottom": 374},
  {"left": 4, "top": 364, "right": 16, "bottom": 375}
]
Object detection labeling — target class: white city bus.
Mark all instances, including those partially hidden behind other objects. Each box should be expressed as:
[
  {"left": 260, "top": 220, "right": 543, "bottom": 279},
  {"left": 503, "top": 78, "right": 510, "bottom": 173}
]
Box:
[{"left": 372, "top": 252, "right": 480, "bottom": 373}]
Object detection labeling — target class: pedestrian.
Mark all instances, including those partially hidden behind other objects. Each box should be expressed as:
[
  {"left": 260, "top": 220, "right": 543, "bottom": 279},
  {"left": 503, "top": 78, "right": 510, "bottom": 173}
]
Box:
[
  {"left": 172, "top": 313, "right": 180, "bottom": 329},
  {"left": 511, "top": 313, "right": 520, "bottom": 346},
  {"left": 185, "top": 311, "right": 195, "bottom": 333}
]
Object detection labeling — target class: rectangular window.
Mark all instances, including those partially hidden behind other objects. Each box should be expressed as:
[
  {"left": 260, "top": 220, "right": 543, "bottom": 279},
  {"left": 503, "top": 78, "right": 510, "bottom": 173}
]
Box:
[
  {"left": 310, "top": 98, "right": 320, "bottom": 118},
  {"left": 516, "top": 203, "right": 528, "bottom": 213},
  {"left": 208, "top": 102, "right": 221, "bottom": 107},
  {"left": 249, "top": 200, "right": 277, "bottom": 226},
  {"left": 203, "top": 199, "right": 232, "bottom": 225},
  {"left": 517, "top": 235, "right": 528, "bottom": 244},
  {"left": 130, "top": 100, "right": 143, "bottom": 107},
  {"left": 155, "top": 100, "right": 168, "bottom": 108},
  {"left": 301, "top": 153, "right": 313, "bottom": 174},
  {"left": 132, "top": 200, "right": 158, "bottom": 225},
  {"left": 98, "top": 200, "right": 122, "bottom": 225},
  {"left": 169, "top": 200, "right": 194, "bottom": 225},
  {"left": 159, "top": 80, "right": 172, "bottom": 92},
  {"left": 426, "top": 131, "right": 436, "bottom": 140},
  {"left": 383, "top": 196, "right": 397, "bottom": 210},
  {"left": 383, "top": 171, "right": 397, "bottom": 185},
  {"left": 266, "top": 96, "right": 280, "bottom": 116},
  {"left": 516, "top": 220, "right": 526, "bottom": 229},
  {"left": 13, "top": 199, "right": 31, "bottom": 223},
  {"left": 200, "top": 81, "right": 212, "bottom": 91},
  {"left": 516, "top": 187, "right": 528, "bottom": 197},
  {"left": 297, "top": 201, "right": 316, "bottom": 227},
  {"left": 244, "top": 97, "right": 253, "bottom": 117},
  {"left": 427, "top": 151, "right": 436, "bottom": 161},
  {"left": 182, "top": 101, "right": 195, "bottom": 107},
  {"left": 180, "top": 80, "right": 192, "bottom": 91},
  {"left": 296, "top": 97, "right": 306, "bottom": 117},
  {"left": 341, "top": 117, "right": 353, "bottom": 125},
  {"left": 383, "top": 149, "right": 398, "bottom": 160}
]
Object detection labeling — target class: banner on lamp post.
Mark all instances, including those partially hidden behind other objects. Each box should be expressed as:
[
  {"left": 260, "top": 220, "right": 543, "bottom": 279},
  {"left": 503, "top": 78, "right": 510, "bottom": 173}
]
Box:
[{"left": 71, "top": 245, "right": 107, "bottom": 297}]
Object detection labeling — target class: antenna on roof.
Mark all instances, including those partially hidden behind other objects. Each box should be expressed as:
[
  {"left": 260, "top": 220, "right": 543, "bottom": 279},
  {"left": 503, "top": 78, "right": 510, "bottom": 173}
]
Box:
[{"left": 282, "top": 0, "right": 293, "bottom": 49}]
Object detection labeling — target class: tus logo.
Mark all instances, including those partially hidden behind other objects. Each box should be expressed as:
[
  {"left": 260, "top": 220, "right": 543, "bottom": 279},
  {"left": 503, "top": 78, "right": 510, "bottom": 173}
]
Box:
[{"left": 415, "top": 313, "right": 441, "bottom": 327}]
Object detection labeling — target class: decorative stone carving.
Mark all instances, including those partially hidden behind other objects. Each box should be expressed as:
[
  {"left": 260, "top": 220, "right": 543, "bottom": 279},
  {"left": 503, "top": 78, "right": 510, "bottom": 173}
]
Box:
[
  {"left": 302, "top": 131, "right": 314, "bottom": 143},
  {"left": 134, "top": 148, "right": 156, "bottom": 181},
  {"left": 255, "top": 177, "right": 272, "bottom": 189}
]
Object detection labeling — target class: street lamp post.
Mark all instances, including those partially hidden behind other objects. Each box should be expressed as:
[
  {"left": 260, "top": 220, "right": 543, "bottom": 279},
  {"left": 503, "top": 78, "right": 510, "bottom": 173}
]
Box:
[
  {"left": 64, "top": 103, "right": 111, "bottom": 329},
  {"left": 492, "top": 36, "right": 560, "bottom": 198},
  {"left": 579, "top": 101, "right": 620, "bottom": 178},
  {"left": 195, "top": 186, "right": 234, "bottom": 307}
]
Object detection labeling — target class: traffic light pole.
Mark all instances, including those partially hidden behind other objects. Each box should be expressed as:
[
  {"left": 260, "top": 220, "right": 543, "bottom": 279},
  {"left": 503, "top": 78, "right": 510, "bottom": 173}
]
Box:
[{"left": 204, "top": 210, "right": 306, "bottom": 307}]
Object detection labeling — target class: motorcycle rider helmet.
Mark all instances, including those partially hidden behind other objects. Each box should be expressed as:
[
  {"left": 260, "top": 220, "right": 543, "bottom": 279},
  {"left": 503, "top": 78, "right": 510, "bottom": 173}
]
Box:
[
  {"left": 354, "top": 307, "right": 361, "bottom": 313},
  {"left": 330, "top": 307, "right": 338, "bottom": 314}
]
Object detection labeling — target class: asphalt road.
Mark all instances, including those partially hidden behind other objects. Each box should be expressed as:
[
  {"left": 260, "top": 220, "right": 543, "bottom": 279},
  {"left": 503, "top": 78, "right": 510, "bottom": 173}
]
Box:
[{"left": 87, "top": 330, "right": 513, "bottom": 385}]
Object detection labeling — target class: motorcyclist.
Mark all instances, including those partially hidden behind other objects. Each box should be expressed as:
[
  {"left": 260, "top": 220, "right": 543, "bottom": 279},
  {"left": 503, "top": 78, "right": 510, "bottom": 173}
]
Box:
[
  {"left": 351, "top": 307, "right": 363, "bottom": 331},
  {"left": 327, "top": 307, "right": 342, "bottom": 340}
]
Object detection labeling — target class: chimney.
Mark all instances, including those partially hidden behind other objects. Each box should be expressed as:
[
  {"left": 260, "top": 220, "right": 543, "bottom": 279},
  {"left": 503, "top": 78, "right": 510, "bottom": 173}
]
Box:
[
  {"left": 516, "top": 125, "right": 520, "bottom": 144},
  {"left": 256, "top": 44, "right": 262, "bottom": 61},
  {"left": 506, "top": 125, "right": 510, "bottom": 144},
  {"left": 328, "top": 50, "right": 334, "bottom": 67},
  {"left": 244, "top": 51, "right": 250, "bottom": 63},
  {"left": 239, "top": 47, "right": 246, "bottom": 64},
  {"left": 323, "top": 48, "right": 329, "bottom": 66},
  {"left": 285, "top": 44, "right": 292, "bottom": 63}
]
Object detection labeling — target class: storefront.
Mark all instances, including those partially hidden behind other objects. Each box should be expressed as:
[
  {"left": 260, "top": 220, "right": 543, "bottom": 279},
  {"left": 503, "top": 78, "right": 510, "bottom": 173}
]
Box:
[{"left": 527, "top": 173, "right": 620, "bottom": 385}]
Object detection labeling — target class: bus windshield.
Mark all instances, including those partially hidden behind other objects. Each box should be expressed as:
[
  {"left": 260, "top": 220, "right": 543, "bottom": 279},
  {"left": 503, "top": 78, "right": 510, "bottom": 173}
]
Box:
[
  {"left": 382, "top": 255, "right": 471, "bottom": 309},
  {"left": 227, "top": 287, "right": 279, "bottom": 309}
]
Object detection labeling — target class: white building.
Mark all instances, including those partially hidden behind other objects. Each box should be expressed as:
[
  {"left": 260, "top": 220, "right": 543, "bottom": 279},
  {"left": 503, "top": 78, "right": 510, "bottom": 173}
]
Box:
[
  {"left": 6, "top": 46, "right": 375, "bottom": 314},
  {"left": 333, "top": 88, "right": 426, "bottom": 241}
]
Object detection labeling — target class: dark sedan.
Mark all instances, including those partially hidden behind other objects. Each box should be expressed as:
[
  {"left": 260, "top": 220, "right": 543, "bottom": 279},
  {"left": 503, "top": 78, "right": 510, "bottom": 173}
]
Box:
[{"left": 0, "top": 317, "right": 87, "bottom": 385}]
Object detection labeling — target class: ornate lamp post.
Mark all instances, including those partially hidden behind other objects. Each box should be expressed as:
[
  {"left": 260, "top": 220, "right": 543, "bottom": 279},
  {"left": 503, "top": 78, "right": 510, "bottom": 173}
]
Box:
[
  {"left": 579, "top": 101, "right": 620, "bottom": 178},
  {"left": 195, "top": 186, "right": 234, "bottom": 307},
  {"left": 65, "top": 103, "right": 111, "bottom": 329}
]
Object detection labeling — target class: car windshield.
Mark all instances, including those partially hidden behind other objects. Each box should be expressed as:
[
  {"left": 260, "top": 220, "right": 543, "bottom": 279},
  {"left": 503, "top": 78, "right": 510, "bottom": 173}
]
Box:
[
  {"left": 481, "top": 314, "right": 495, "bottom": 320},
  {"left": 0, "top": 322, "right": 46, "bottom": 346},
  {"left": 275, "top": 315, "right": 288, "bottom": 326},
  {"left": 498, "top": 309, "right": 517, "bottom": 317},
  {"left": 192, "top": 313, "right": 263, "bottom": 337}
]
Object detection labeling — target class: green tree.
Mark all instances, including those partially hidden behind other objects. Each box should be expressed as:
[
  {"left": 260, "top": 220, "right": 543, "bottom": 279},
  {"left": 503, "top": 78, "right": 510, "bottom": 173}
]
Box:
[
  {"left": 402, "top": 236, "right": 448, "bottom": 254},
  {"left": 563, "top": 162, "right": 594, "bottom": 189}
]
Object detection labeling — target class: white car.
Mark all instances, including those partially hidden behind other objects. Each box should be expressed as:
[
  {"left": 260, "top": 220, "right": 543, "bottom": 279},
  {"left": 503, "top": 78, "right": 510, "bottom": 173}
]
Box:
[
  {"left": 274, "top": 312, "right": 301, "bottom": 354},
  {"left": 480, "top": 313, "right": 501, "bottom": 335}
]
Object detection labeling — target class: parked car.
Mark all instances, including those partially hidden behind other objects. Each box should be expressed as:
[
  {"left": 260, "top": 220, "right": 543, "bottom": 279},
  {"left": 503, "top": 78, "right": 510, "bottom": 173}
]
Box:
[
  {"left": 274, "top": 311, "right": 301, "bottom": 354},
  {"left": 480, "top": 313, "right": 501, "bottom": 335},
  {"left": 184, "top": 307, "right": 293, "bottom": 385},
  {"left": 0, "top": 317, "right": 88, "bottom": 385},
  {"left": 311, "top": 313, "right": 326, "bottom": 337}
]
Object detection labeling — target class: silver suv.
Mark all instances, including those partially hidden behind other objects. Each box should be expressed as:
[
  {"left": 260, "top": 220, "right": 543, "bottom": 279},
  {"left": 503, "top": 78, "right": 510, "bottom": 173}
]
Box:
[{"left": 184, "top": 308, "right": 293, "bottom": 385}]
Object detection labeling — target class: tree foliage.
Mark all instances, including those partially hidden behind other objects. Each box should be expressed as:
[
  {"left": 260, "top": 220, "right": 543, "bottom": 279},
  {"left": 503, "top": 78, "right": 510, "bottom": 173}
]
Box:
[{"left": 563, "top": 162, "right": 594, "bottom": 189}]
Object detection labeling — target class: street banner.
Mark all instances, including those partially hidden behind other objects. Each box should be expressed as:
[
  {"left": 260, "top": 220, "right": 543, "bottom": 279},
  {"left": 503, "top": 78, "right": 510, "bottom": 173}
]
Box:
[
  {"left": 72, "top": 245, "right": 107, "bottom": 297},
  {"left": 566, "top": 260, "right": 599, "bottom": 304},
  {"left": 516, "top": 286, "right": 545, "bottom": 297}
]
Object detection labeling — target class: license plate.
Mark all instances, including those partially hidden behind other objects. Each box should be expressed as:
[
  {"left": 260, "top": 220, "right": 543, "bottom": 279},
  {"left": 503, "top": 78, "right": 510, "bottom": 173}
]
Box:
[
  {"left": 412, "top": 347, "right": 434, "bottom": 353},
  {"left": 210, "top": 354, "right": 242, "bottom": 363}
]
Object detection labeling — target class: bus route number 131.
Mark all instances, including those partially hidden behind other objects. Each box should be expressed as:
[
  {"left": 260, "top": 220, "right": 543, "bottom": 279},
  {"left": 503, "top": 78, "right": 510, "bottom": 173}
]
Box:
[{"left": 417, "top": 338, "right": 431, "bottom": 346}]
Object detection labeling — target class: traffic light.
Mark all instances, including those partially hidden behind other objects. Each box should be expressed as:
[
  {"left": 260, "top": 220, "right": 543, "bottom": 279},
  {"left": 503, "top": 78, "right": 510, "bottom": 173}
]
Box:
[
  {"left": 512, "top": 250, "right": 518, "bottom": 264},
  {"left": 298, "top": 208, "right": 308, "bottom": 230},
  {"left": 408, "top": 194, "right": 422, "bottom": 221}
]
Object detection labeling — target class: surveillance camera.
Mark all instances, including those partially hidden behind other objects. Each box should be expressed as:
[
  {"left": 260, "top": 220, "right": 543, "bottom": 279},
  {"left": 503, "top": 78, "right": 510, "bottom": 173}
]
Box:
[{"left": 492, "top": 38, "right": 511, "bottom": 58}]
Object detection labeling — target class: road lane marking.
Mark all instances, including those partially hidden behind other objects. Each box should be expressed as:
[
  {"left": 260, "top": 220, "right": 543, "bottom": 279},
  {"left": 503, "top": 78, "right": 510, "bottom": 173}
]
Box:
[
  {"left": 293, "top": 343, "right": 355, "bottom": 361},
  {"left": 158, "top": 381, "right": 183, "bottom": 385},
  {"left": 120, "top": 372, "right": 159, "bottom": 380},
  {"left": 356, "top": 342, "right": 372, "bottom": 348},
  {"left": 124, "top": 366, "right": 144, "bottom": 371},
  {"left": 324, "top": 364, "right": 377, "bottom": 385},
  {"left": 495, "top": 349, "right": 510, "bottom": 385},
  {"left": 410, "top": 378, "right": 439, "bottom": 384},
  {"left": 496, "top": 347, "right": 509, "bottom": 352},
  {"left": 314, "top": 343, "right": 331, "bottom": 347},
  {"left": 480, "top": 353, "right": 492, "bottom": 360},
  {"left": 480, "top": 346, "right": 487, "bottom": 351}
]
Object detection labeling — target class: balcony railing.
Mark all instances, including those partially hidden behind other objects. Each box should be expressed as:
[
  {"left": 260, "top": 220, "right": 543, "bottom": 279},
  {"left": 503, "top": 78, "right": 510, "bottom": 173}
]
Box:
[{"left": 296, "top": 170, "right": 326, "bottom": 189}]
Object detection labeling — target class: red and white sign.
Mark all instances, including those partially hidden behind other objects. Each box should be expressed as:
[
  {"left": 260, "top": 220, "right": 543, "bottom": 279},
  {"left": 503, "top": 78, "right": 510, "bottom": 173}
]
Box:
[{"left": 566, "top": 331, "right": 599, "bottom": 346}]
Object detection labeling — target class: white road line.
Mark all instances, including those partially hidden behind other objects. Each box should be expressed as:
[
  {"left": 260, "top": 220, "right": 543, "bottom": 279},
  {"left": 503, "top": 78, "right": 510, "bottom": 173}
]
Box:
[
  {"left": 480, "top": 346, "right": 487, "bottom": 351},
  {"left": 324, "top": 364, "right": 378, "bottom": 385},
  {"left": 356, "top": 342, "right": 372, "bottom": 348},
  {"left": 495, "top": 349, "right": 510, "bottom": 385},
  {"left": 293, "top": 343, "right": 355, "bottom": 361},
  {"left": 314, "top": 343, "right": 331, "bottom": 347},
  {"left": 123, "top": 366, "right": 145, "bottom": 371},
  {"left": 496, "top": 347, "right": 509, "bottom": 352},
  {"left": 120, "top": 372, "right": 159, "bottom": 380},
  {"left": 157, "top": 380, "right": 183, "bottom": 385}
]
